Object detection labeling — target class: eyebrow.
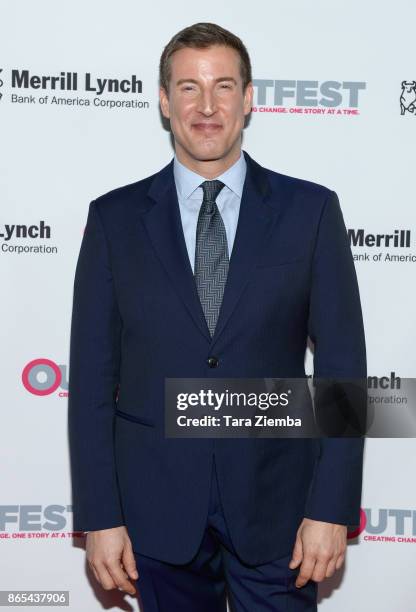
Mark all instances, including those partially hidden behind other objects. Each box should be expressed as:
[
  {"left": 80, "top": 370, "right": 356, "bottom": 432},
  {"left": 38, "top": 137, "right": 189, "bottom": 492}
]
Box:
[{"left": 175, "top": 77, "right": 237, "bottom": 86}]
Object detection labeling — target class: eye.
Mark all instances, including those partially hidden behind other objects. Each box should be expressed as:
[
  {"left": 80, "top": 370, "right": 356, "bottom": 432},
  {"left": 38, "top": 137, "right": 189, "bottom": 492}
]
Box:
[{"left": 219, "top": 83, "right": 232, "bottom": 89}]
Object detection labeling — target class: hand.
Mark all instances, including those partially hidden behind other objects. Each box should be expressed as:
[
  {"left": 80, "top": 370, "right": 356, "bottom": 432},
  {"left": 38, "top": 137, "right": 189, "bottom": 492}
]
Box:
[
  {"left": 289, "top": 518, "right": 347, "bottom": 588},
  {"left": 86, "top": 526, "right": 138, "bottom": 595}
]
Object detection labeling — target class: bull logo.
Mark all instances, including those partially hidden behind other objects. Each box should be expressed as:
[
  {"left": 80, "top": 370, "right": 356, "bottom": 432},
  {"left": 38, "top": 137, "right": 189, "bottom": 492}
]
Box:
[{"left": 400, "top": 81, "right": 416, "bottom": 115}]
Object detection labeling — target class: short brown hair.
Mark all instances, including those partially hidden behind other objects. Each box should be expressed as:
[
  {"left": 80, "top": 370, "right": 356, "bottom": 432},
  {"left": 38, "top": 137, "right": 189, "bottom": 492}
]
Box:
[{"left": 159, "top": 22, "right": 252, "bottom": 94}]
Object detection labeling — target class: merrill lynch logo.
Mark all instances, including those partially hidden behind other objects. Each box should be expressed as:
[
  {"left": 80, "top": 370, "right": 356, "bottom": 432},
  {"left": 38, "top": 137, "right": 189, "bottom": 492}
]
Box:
[
  {"left": 11, "top": 69, "right": 142, "bottom": 95},
  {"left": 400, "top": 81, "right": 416, "bottom": 115}
]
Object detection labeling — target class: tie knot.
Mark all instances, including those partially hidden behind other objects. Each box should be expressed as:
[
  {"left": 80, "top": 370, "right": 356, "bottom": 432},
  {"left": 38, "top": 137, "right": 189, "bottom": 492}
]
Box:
[{"left": 200, "top": 180, "right": 225, "bottom": 203}]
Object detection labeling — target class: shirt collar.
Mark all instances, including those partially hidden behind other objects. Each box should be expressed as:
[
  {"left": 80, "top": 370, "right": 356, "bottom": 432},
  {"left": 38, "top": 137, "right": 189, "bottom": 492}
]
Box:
[{"left": 173, "top": 150, "right": 247, "bottom": 201}]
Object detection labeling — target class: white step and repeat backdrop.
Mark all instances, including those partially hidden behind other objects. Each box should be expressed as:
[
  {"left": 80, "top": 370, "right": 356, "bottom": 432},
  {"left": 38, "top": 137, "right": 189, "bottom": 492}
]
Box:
[{"left": 1, "top": 1, "right": 415, "bottom": 610}]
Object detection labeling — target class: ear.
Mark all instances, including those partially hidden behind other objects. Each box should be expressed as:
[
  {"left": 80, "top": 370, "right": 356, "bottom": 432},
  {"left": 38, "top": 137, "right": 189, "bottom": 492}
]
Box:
[
  {"left": 159, "top": 86, "right": 170, "bottom": 119},
  {"left": 243, "top": 82, "right": 254, "bottom": 115}
]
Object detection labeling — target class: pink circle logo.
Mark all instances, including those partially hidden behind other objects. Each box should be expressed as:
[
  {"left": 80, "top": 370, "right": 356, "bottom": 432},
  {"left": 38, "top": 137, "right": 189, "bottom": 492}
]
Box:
[
  {"left": 347, "top": 508, "right": 367, "bottom": 539},
  {"left": 22, "top": 358, "right": 62, "bottom": 396}
]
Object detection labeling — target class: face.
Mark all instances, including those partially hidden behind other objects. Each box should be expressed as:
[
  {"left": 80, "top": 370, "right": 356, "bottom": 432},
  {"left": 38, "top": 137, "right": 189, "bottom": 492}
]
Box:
[{"left": 160, "top": 44, "right": 253, "bottom": 173}]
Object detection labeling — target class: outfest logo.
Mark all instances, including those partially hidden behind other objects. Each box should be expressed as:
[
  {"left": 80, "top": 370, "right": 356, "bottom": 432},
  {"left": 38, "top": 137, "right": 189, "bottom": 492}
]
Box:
[
  {"left": 22, "top": 358, "right": 68, "bottom": 397},
  {"left": 0, "top": 504, "right": 77, "bottom": 536},
  {"left": 348, "top": 508, "right": 416, "bottom": 543},
  {"left": 251, "top": 79, "right": 366, "bottom": 115}
]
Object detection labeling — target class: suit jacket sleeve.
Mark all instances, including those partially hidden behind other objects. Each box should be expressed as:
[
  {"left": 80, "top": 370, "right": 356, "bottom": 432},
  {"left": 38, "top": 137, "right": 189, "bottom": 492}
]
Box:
[
  {"left": 68, "top": 200, "right": 124, "bottom": 532},
  {"left": 304, "top": 190, "right": 367, "bottom": 526}
]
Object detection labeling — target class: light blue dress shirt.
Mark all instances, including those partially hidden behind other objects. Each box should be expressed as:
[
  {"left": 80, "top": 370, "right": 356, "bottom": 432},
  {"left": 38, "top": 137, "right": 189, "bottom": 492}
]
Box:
[{"left": 173, "top": 150, "right": 247, "bottom": 273}]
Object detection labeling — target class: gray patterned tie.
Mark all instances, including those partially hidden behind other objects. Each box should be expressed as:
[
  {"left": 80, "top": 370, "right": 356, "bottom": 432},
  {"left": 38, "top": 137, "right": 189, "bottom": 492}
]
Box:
[{"left": 194, "top": 180, "right": 229, "bottom": 337}]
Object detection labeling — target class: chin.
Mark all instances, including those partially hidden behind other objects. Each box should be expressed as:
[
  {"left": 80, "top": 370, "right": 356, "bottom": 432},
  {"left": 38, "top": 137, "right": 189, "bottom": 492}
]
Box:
[
  {"left": 189, "top": 144, "right": 228, "bottom": 162},
  {"left": 193, "top": 153, "right": 223, "bottom": 162}
]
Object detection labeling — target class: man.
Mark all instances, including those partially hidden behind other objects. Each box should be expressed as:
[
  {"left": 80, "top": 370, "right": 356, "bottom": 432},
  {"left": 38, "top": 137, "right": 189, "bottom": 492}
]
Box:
[{"left": 68, "top": 22, "right": 366, "bottom": 611}]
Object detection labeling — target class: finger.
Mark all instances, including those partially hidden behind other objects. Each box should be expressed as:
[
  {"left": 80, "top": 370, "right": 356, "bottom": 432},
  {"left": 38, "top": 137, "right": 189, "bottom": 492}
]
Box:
[
  {"left": 312, "top": 559, "right": 329, "bottom": 582},
  {"left": 90, "top": 564, "right": 101, "bottom": 585},
  {"left": 122, "top": 543, "right": 139, "bottom": 580},
  {"left": 106, "top": 559, "right": 137, "bottom": 595},
  {"left": 325, "top": 558, "right": 337, "bottom": 578},
  {"left": 92, "top": 562, "right": 117, "bottom": 591},
  {"left": 335, "top": 552, "right": 346, "bottom": 570},
  {"left": 289, "top": 536, "right": 303, "bottom": 569},
  {"left": 295, "top": 555, "right": 316, "bottom": 588}
]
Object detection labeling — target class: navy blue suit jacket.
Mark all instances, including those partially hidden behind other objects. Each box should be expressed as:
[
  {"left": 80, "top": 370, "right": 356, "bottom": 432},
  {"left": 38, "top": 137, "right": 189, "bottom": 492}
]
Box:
[{"left": 68, "top": 150, "right": 366, "bottom": 565}]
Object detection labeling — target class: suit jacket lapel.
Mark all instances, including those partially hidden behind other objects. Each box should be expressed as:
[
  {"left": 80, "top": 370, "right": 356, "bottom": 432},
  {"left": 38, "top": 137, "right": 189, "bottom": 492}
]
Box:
[
  {"left": 209, "top": 151, "right": 280, "bottom": 347},
  {"left": 142, "top": 161, "right": 212, "bottom": 342},
  {"left": 140, "top": 152, "right": 282, "bottom": 346}
]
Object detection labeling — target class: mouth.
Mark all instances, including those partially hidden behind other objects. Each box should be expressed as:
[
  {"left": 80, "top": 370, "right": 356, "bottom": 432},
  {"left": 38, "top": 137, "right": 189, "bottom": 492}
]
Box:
[{"left": 192, "top": 123, "right": 223, "bottom": 134}]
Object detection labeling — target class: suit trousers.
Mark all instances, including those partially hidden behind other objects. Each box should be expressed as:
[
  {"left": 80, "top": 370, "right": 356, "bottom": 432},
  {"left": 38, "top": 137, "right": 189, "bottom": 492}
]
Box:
[{"left": 133, "top": 456, "right": 318, "bottom": 611}]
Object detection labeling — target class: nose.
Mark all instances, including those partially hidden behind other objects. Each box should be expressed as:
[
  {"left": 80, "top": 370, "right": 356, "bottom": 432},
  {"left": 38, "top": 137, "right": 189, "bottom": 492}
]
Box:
[{"left": 197, "top": 88, "right": 217, "bottom": 116}]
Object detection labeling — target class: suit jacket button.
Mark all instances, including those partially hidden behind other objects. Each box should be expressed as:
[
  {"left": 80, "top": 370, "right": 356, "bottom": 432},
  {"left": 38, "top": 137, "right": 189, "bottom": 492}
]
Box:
[{"left": 207, "top": 356, "right": 219, "bottom": 368}]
